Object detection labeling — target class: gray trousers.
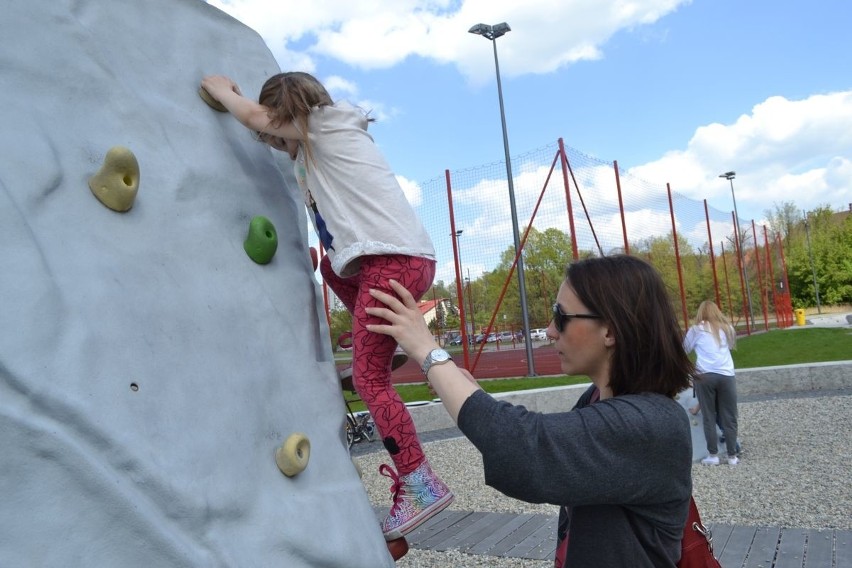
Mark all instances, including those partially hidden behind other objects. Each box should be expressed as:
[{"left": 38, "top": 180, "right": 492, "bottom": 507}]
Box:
[{"left": 693, "top": 372, "right": 739, "bottom": 456}]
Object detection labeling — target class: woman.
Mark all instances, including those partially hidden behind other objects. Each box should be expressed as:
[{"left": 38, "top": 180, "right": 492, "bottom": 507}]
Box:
[
  {"left": 683, "top": 300, "right": 739, "bottom": 466},
  {"left": 366, "top": 255, "right": 694, "bottom": 567}
]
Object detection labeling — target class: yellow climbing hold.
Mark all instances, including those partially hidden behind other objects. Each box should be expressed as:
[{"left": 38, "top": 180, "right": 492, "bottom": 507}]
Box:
[
  {"left": 88, "top": 146, "right": 140, "bottom": 212},
  {"left": 275, "top": 433, "right": 311, "bottom": 477}
]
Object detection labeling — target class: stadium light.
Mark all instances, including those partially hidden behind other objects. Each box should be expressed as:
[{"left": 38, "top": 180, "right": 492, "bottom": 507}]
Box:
[
  {"left": 719, "top": 171, "right": 755, "bottom": 325},
  {"left": 469, "top": 21, "right": 535, "bottom": 375}
]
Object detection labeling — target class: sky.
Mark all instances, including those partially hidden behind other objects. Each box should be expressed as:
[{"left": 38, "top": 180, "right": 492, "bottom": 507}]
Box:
[{"left": 207, "top": 0, "right": 851, "bottom": 284}]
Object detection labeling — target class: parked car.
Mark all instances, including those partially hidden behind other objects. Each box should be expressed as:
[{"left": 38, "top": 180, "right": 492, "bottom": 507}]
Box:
[
  {"left": 450, "top": 334, "right": 474, "bottom": 345},
  {"left": 485, "top": 333, "right": 498, "bottom": 343},
  {"left": 530, "top": 328, "right": 549, "bottom": 341},
  {"left": 497, "top": 331, "right": 514, "bottom": 342}
]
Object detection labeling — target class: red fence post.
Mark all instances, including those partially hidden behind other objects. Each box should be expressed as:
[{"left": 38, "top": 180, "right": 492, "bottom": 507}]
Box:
[
  {"left": 776, "top": 232, "right": 794, "bottom": 327},
  {"left": 720, "top": 241, "right": 736, "bottom": 325},
  {"left": 558, "top": 139, "right": 580, "bottom": 260},
  {"left": 752, "top": 220, "right": 769, "bottom": 331},
  {"left": 704, "top": 200, "right": 722, "bottom": 310},
  {"left": 667, "top": 183, "right": 689, "bottom": 329},
  {"left": 732, "top": 212, "right": 751, "bottom": 335},
  {"left": 763, "top": 225, "right": 781, "bottom": 329},
  {"left": 614, "top": 160, "right": 630, "bottom": 255},
  {"left": 445, "top": 169, "right": 470, "bottom": 370}
]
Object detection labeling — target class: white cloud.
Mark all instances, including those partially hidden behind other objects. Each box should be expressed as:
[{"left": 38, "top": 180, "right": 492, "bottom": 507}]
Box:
[
  {"left": 626, "top": 91, "right": 852, "bottom": 219},
  {"left": 207, "top": 0, "right": 689, "bottom": 83},
  {"left": 397, "top": 175, "right": 423, "bottom": 206}
]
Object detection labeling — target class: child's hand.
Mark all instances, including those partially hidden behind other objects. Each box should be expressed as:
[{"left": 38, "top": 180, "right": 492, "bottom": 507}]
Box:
[{"left": 200, "top": 75, "right": 242, "bottom": 100}]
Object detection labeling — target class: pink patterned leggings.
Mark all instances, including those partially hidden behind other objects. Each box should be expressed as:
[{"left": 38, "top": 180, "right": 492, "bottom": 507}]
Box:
[{"left": 321, "top": 254, "right": 435, "bottom": 474}]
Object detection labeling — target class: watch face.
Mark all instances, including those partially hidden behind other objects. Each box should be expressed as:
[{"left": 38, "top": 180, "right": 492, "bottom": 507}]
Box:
[
  {"left": 422, "top": 349, "right": 451, "bottom": 374},
  {"left": 433, "top": 350, "right": 450, "bottom": 362}
]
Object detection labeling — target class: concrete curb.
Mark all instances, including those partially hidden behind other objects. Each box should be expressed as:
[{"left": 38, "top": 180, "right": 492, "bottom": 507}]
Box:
[{"left": 407, "top": 360, "right": 852, "bottom": 433}]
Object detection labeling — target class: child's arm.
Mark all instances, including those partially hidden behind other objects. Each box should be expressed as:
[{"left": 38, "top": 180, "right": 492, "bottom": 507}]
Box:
[{"left": 200, "top": 75, "right": 304, "bottom": 140}]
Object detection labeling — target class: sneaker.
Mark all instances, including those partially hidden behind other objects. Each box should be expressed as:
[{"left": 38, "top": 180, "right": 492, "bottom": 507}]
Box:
[
  {"left": 727, "top": 455, "right": 739, "bottom": 466},
  {"left": 701, "top": 455, "right": 720, "bottom": 466},
  {"left": 379, "top": 461, "right": 454, "bottom": 540}
]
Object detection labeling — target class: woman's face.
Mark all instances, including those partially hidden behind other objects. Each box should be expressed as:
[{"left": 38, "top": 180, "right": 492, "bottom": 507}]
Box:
[{"left": 546, "top": 282, "right": 613, "bottom": 385}]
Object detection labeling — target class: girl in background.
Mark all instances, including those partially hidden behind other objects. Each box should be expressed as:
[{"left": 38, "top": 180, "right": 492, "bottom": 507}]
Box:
[
  {"left": 683, "top": 300, "right": 739, "bottom": 466},
  {"left": 200, "top": 72, "right": 453, "bottom": 539}
]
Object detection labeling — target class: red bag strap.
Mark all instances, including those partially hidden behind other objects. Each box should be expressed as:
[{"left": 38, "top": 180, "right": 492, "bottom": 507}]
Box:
[{"left": 678, "top": 496, "right": 722, "bottom": 568}]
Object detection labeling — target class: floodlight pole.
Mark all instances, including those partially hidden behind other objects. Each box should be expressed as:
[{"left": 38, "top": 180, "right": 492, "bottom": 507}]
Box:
[
  {"left": 802, "top": 210, "right": 822, "bottom": 314},
  {"left": 470, "top": 22, "right": 536, "bottom": 375},
  {"left": 719, "top": 171, "right": 755, "bottom": 326}
]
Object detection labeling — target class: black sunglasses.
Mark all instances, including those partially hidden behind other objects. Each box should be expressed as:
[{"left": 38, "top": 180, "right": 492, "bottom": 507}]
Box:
[{"left": 552, "top": 303, "right": 602, "bottom": 332}]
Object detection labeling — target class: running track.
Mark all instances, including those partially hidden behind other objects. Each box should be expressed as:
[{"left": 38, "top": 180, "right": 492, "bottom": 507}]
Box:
[{"left": 391, "top": 344, "right": 563, "bottom": 384}]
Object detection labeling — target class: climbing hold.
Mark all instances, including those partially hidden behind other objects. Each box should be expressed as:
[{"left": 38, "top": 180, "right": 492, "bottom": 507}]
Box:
[
  {"left": 198, "top": 86, "right": 227, "bottom": 112},
  {"left": 309, "top": 247, "right": 319, "bottom": 271},
  {"left": 386, "top": 537, "right": 409, "bottom": 560},
  {"left": 244, "top": 216, "right": 278, "bottom": 264},
  {"left": 88, "top": 146, "right": 140, "bottom": 212},
  {"left": 275, "top": 433, "right": 310, "bottom": 477}
]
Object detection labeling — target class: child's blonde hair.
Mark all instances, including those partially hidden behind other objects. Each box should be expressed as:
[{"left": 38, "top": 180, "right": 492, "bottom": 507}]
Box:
[
  {"left": 257, "top": 72, "right": 333, "bottom": 164},
  {"left": 694, "top": 300, "right": 736, "bottom": 349}
]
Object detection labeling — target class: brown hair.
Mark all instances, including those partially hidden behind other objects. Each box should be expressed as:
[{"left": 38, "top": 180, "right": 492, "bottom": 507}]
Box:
[
  {"left": 565, "top": 255, "right": 693, "bottom": 397},
  {"left": 257, "top": 72, "right": 333, "bottom": 164}
]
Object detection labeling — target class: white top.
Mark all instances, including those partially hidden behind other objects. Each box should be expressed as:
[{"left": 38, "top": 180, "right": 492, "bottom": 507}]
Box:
[
  {"left": 683, "top": 322, "right": 735, "bottom": 376},
  {"left": 292, "top": 101, "right": 435, "bottom": 277}
]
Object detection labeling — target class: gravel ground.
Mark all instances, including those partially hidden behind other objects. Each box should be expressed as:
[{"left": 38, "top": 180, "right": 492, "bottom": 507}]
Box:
[{"left": 353, "top": 392, "right": 852, "bottom": 567}]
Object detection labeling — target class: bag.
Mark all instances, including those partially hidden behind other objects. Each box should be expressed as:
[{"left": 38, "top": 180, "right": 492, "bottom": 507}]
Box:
[{"left": 678, "top": 496, "right": 722, "bottom": 568}]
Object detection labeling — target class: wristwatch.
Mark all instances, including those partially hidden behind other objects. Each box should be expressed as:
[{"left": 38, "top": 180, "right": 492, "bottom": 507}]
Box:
[{"left": 421, "top": 348, "right": 453, "bottom": 378}]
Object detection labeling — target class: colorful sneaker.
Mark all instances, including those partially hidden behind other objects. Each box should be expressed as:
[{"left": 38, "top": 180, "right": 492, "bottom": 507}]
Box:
[
  {"left": 726, "top": 455, "right": 739, "bottom": 466},
  {"left": 701, "top": 454, "right": 720, "bottom": 466},
  {"left": 379, "top": 461, "right": 454, "bottom": 540}
]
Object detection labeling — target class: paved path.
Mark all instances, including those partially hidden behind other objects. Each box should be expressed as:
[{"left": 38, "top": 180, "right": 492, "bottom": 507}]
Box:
[
  {"left": 372, "top": 506, "right": 851, "bottom": 567},
  {"left": 356, "top": 388, "right": 852, "bottom": 567}
]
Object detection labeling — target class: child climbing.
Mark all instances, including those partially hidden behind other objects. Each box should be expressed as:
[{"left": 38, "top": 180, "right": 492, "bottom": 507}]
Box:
[{"left": 200, "top": 72, "right": 453, "bottom": 539}]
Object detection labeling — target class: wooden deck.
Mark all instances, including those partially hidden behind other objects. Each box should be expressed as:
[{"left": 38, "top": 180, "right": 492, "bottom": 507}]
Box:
[{"left": 378, "top": 508, "right": 851, "bottom": 567}]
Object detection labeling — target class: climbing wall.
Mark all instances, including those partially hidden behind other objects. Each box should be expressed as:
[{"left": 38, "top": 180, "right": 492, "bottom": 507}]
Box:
[{"left": 0, "top": 0, "right": 394, "bottom": 566}]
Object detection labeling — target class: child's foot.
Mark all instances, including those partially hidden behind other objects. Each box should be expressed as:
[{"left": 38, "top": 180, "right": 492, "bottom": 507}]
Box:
[{"left": 379, "top": 461, "right": 454, "bottom": 540}]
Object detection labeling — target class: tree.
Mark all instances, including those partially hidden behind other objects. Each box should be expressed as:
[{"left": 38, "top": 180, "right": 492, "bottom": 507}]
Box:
[
  {"left": 763, "top": 201, "right": 801, "bottom": 245},
  {"left": 490, "top": 227, "right": 575, "bottom": 329},
  {"left": 328, "top": 306, "right": 352, "bottom": 349}
]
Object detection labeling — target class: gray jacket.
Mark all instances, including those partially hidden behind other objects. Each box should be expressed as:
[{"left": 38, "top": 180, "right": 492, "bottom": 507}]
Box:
[{"left": 457, "top": 388, "right": 691, "bottom": 567}]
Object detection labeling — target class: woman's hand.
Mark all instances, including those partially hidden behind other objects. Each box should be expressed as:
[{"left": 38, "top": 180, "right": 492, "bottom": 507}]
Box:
[{"left": 365, "top": 279, "right": 439, "bottom": 366}]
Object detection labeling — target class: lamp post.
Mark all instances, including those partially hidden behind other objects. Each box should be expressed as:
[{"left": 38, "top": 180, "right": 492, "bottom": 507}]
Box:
[
  {"left": 469, "top": 21, "right": 535, "bottom": 375},
  {"left": 719, "top": 171, "right": 755, "bottom": 325},
  {"left": 802, "top": 210, "right": 822, "bottom": 314}
]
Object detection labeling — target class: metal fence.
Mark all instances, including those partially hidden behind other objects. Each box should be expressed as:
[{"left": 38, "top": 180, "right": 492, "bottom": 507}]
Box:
[{"left": 317, "top": 138, "right": 793, "bottom": 374}]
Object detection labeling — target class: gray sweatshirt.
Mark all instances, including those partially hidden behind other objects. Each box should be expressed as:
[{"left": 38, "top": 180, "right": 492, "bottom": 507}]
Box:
[{"left": 457, "top": 389, "right": 691, "bottom": 567}]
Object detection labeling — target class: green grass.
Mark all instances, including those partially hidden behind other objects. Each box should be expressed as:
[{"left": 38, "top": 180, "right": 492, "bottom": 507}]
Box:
[
  {"left": 732, "top": 327, "right": 852, "bottom": 368},
  {"left": 343, "top": 327, "right": 852, "bottom": 411}
]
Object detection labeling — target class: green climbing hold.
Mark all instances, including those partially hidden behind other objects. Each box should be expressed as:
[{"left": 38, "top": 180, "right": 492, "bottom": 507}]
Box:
[{"left": 244, "top": 216, "right": 278, "bottom": 264}]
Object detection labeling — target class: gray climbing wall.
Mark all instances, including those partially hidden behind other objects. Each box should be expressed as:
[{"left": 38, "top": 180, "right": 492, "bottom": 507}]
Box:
[{"left": 0, "top": 1, "right": 394, "bottom": 566}]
